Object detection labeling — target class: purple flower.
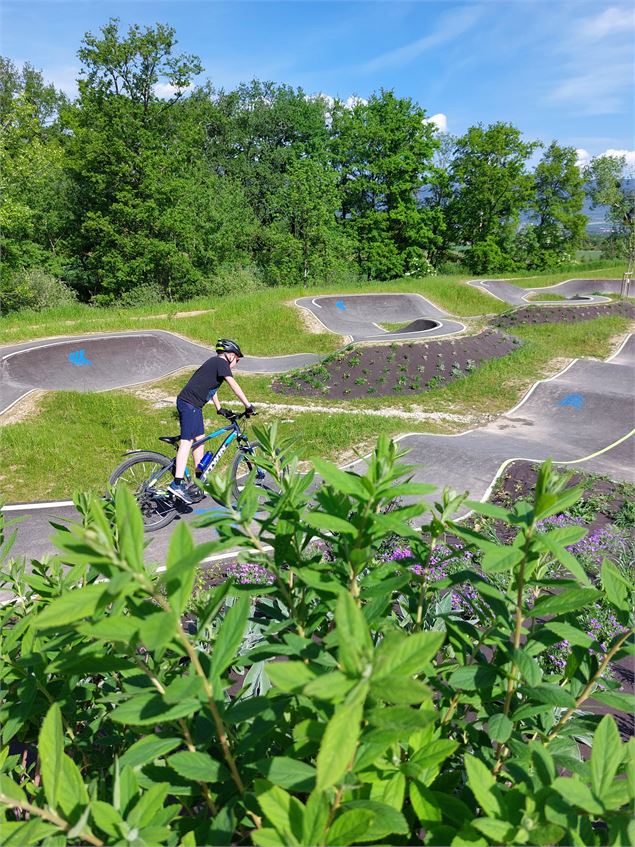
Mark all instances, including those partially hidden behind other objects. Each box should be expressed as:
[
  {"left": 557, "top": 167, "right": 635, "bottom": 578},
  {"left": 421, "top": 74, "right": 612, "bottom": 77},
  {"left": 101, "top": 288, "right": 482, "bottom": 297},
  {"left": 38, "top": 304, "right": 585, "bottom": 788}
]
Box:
[{"left": 225, "top": 562, "right": 275, "bottom": 586}]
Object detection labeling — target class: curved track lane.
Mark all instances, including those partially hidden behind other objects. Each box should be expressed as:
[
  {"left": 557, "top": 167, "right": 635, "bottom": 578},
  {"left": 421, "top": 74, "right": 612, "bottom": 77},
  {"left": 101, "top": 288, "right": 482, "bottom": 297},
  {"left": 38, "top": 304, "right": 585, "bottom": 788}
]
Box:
[
  {"left": 4, "top": 334, "right": 633, "bottom": 568},
  {"left": 468, "top": 277, "right": 622, "bottom": 306},
  {"left": 0, "top": 330, "right": 321, "bottom": 416},
  {"left": 295, "top": 293, "right": 465, "bottom": 341}
]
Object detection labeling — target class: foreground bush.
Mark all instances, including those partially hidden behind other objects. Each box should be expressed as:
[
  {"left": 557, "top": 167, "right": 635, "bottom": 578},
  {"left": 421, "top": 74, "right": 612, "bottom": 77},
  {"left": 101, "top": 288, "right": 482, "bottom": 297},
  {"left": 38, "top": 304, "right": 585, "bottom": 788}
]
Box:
[{"left": 1, "top": 432, "right": 633, "bottom": 846}]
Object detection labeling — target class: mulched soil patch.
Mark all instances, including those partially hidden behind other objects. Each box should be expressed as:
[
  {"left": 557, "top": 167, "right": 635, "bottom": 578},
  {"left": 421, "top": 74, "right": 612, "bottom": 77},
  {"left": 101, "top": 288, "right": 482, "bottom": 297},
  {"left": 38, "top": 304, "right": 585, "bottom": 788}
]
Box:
[
  {"left": 272, "top": 329, "right": 520, "bottom": 400},
  {"left": 494, "top": 300, "right": 635, "bottom": 329}
]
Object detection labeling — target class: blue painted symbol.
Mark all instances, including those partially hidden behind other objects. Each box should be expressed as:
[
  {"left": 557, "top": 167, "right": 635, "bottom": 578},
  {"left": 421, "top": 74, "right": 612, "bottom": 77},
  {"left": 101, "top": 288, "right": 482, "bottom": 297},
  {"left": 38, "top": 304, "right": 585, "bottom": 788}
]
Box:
[
  {"left": 559, "top": 393, "right": 584, "bottom": 410},
  {"left": 68, "top": 349, "right": 92, "bottom": 367},
  {"left": 335, "top": 299, "right": 346, "bottom": 311}
]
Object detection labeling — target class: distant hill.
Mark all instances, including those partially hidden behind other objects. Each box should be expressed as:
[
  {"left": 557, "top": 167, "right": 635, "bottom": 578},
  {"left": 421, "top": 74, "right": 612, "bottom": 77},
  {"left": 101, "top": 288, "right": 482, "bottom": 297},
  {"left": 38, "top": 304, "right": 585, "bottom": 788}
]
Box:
[{"left": 419, "top": 178, "right": 635, "bottom": 234}]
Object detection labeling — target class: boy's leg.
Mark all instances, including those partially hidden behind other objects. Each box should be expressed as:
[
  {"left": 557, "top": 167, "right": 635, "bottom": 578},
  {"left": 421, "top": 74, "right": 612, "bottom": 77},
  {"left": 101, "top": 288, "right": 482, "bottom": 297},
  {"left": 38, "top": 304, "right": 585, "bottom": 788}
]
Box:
[
  {"left": 174, "top": 439, "right": 193, "bottom": 479},
  {"left": 192, "top": 435, "right": 205, "bottom": 470}
]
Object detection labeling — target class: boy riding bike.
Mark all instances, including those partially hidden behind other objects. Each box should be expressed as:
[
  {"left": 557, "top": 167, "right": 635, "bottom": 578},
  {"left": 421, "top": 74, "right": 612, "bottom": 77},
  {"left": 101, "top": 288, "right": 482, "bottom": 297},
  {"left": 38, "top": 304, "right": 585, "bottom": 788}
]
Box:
[{"left": 168, "top": 338, "right": 255, "bottom": 504}]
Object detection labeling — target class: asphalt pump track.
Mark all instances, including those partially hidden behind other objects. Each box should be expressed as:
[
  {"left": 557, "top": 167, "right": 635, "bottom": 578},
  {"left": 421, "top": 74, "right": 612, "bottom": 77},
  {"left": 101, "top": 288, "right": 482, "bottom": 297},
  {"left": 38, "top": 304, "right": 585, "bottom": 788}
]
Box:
[
  {"left": 0, "top": 293, "right": 467, "bottom": 417},
  {"left": 469, "top": 277, "right": 622, "bottom": 306},
  {"left": 3, "top": 333, "right": 633, "bottom": 568}
]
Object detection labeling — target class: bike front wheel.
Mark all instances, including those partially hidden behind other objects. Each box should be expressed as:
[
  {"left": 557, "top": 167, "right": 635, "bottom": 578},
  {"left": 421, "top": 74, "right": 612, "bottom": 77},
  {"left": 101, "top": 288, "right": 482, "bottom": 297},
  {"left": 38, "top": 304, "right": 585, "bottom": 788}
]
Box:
[
  {"left": 109, "top": 451, "right": 177, "bottom": 531},
  {"left": 230, "top": 443, "right": 285, "bottom": 508}
]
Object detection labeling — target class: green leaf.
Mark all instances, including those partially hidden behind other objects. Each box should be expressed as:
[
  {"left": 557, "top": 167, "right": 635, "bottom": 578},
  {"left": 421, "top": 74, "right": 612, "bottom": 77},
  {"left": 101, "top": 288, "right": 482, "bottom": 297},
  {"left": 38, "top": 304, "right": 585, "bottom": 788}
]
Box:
[
  {"left": 303, "top": 790, "right": 330, "bottom": 847},
  {"left": 472, "top": 818, "right": 513, "bottom": 841},
  {"left": 552, "top": 776, "right": 604, "bottom": 815},
  {"left": 448, "top": 664, "right": 497, "bottom": 691},
  {"left": 370, "top": 674, "right": 431, "bottom": 704},
  {"left": 58, "top": 753, "right": 89, "bottom": 819},
  {"left": 35, "top": 583, "right": 107, "bottom": 630},
  {"left": 488, "top": 713, "right": 513, "bottom": 743},
  {"left": 511, "top": 648, "right": 543, "bottom": 686},
  {"left": 115, "top": 484, "right": 145, "bottom": 573},
  {"left": 526, "top": 684, "right": 577, "bottom": 708},
  {"left": 168, "top": 751, "right": 224, "bottom": 783},
  {"left": 303, "top": 512, "right": 357, "bottom": 536},
  {"left": 410, "top": 781, "right": 443, "bottom": 824},
  {"left": 257, "top": 757, "right": 316, "bottom": 792},
  {"left": 254, "top": 779, "right": 303, "bottom": 844},
  {"left": 316, "top": 701, "right": 363, "bottom": 791},
  {"left": 127, "top": 782, "right": 170, "bottom": 829},
  {"left": 311, "top": 459, "right": 368, "bottom": 498},
  {"left": 303, "top": 672, "right": 355, "bottom": 702},
  {"left": 373, "top": 630, "right": 444, "bottom": 680},
  {"left": 601, "top": 559, "right": 631, "bottom": 612},
  {"left": 0, "top": 775, "right": 26, "bottom": 804},
  {"left": 592, "top": 690, "right": 635, "bottom": 712},
  {"left": 163, "top": 527, "right": 218, "bottom": 617},
  {"left": 542, "top": 622, "right": 594, "bottom": 649},
  {"left": 340, "top": 800, "right": 408, "bottom": 841},
  {"left": 532, "top": 588, "right": 601, "bottom": 617},
  {"left": 251, "top": 828, "right": 286, "bottom": 846},
  {"left": 335, "top": 592, "right": 372, "bottom": 675},
  {"left": 110, "top": 692, "right": 200, "bottom": 725},
  {"left": 209, "top": 595, "right": 250, "bottom": 678},
  {"left": 464, "top": 755, "right": 501, "bottom": 817},
  {"left": 266, "top": 661, "right": 317, "bottom": 692},
  {"left": 590, "top": 715, "right": 622, "bottom": 799},
  {"left": 536, "top": 528, "right": 591, "bottom": 586},
  {"left": 326, "top": 809, "right": 375, "bottom": 846},
  {"left": 38, "top": 703, "right": 64, "bottom": 811},
  {"left": 91, "top": 800, "right": 125, "bottom": 838}
]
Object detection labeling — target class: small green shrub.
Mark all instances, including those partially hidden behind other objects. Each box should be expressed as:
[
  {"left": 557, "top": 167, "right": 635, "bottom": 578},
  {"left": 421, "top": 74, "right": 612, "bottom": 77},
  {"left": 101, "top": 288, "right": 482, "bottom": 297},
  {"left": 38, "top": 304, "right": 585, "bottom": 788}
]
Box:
[{"left": 0, "top": 442, "right": 632, "bottom": 847}]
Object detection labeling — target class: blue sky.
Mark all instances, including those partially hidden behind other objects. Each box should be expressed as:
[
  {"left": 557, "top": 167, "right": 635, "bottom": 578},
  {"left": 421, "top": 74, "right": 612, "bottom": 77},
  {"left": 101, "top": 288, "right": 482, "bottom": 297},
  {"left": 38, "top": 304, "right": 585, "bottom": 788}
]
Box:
[{"left": 2, "top": 0, "right": 634, "bottom": 166}]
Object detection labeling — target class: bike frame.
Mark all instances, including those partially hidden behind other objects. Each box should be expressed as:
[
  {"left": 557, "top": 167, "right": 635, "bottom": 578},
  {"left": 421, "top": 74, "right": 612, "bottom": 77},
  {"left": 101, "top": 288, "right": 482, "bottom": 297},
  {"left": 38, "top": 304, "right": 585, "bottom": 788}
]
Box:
[{"left": 123, "top": 417, "right": 253, "bottom": 486}]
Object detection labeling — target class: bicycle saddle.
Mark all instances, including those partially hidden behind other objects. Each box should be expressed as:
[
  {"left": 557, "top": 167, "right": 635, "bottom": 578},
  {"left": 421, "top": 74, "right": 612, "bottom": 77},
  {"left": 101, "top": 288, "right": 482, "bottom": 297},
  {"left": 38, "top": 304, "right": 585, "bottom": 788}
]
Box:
[{"left": 159, "top": 435, "right": 181, "bottom": 445}]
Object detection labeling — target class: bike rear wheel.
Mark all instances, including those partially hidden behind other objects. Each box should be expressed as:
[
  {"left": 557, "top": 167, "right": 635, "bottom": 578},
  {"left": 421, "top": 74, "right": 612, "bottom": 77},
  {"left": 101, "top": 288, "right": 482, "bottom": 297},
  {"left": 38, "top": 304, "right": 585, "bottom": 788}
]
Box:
[
  {"left": 230, "top": 443, "right": 285, "bottom": 508},
  {"left": 109, "top": 451, "right": 177, "bottom": 531}
]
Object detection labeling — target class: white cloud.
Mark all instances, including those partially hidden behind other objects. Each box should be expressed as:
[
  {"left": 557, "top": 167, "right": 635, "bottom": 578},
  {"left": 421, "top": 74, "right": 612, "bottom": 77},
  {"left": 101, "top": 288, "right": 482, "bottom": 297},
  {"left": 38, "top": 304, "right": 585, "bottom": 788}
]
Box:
[
  {"left": 40, "top": 64, "right": 80, "bottom": 98},
  {"left": 575, "top": 148, "right": 591, "bottom": 169},
  {"left": 153, "top": 82, "right": 192, "bottom": 100},
  {"left": 575, "top": 147, "right": 635, "bottom": 171},
  {"left": 576, "top": 6, "right": 635, "bottom": 40},
  {"left": 424, "top": 113, "right": 448, "bottom": 132},
  {"left": 308, "top": 92, "right": 367, "bottom": 109},
  {"left": 361, "top": 5, "right": 482, "bottom": 73}
]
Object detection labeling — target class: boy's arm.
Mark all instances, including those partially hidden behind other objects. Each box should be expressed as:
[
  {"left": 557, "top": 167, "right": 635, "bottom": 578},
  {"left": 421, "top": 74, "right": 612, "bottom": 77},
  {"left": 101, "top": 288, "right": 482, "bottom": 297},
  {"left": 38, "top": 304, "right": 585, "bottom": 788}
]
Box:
[
  {"left": 211, "top": 395, "right": 221, "bottom": 412},
  {"left": 225, "top": 376, "right": 252, "bottom": 409}
]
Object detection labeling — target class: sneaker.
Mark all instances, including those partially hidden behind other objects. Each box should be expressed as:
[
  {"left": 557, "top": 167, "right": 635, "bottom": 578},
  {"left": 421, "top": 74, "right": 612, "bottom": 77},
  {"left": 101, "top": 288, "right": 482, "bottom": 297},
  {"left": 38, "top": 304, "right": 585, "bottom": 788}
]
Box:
[
  {"left": 168, "top": 480, "right": 193, "bottom": 505},
  {"left": 187, "top": 483, "right": 205, "bottom": 503}
]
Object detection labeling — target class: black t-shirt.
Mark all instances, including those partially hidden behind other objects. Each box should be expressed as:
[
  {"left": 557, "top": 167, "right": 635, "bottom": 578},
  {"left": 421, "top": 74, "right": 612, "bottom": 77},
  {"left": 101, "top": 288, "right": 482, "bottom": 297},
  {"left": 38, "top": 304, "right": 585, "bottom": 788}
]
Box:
[{"left": 177, "top": 356, "right": 232, "bottom": 408}]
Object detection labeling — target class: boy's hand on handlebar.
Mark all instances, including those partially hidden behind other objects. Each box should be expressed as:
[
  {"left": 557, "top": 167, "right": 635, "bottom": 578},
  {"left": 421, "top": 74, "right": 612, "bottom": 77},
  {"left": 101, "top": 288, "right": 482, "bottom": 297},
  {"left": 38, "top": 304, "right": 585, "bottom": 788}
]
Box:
[
  {"left": 245, "top": 405, "right": 256, "bottom": 417},
  {"left": 217, "top": 407, "right": 234, "bottom": 418}
]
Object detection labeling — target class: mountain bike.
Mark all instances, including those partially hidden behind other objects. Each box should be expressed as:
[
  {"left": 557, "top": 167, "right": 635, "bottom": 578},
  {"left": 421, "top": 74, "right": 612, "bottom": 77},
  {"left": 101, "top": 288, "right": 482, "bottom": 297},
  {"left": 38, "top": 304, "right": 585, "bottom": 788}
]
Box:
[{"left": 109, "top": 410, "right": 278, "bottom": 531}]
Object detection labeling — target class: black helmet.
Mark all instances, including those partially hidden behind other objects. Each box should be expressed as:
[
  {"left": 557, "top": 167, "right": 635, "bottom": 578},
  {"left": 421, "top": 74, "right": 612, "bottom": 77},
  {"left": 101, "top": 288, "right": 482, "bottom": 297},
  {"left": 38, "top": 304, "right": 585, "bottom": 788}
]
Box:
[{"left": 216, "top": 338, "right": 243, "bottom": 358}]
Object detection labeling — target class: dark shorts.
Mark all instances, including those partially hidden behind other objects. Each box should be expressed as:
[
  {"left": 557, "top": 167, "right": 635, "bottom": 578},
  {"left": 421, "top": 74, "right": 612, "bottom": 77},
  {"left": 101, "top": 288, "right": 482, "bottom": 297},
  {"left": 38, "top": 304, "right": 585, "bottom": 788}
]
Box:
[{"left": 176, "top": 397, "right": 204, "bottom": 441}]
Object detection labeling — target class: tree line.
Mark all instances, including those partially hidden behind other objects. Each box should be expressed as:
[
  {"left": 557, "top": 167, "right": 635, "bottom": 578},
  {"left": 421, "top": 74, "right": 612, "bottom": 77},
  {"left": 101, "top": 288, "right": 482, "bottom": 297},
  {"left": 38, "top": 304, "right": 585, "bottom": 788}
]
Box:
[{"left": 1, "top": 18, "right": 632, "bottom": 312}]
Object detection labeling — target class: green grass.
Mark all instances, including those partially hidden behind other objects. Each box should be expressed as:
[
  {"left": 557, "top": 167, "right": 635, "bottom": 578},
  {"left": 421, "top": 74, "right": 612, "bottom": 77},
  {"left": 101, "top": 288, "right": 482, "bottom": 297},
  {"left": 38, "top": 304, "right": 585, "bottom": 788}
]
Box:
[
  {"left": 0, "top": 265, "right": 625, "bottom": 355},
  {"left": 525, "top": 293, "right": 567, "bottom": 301},
  {"left": 503, "top": 265, "right": 624, "bottom": 288},
  {"left": 0, "top": 388, "right": 443, "bottom": 502},
  {"left": 3, "top": 313, "right": 630, "bottom": 503},
  {"left": 0, "top": 272, "right": 535, "bottom": 352},
  {"left": 378, "top": 321, "right": 411, "bottom": 331}
]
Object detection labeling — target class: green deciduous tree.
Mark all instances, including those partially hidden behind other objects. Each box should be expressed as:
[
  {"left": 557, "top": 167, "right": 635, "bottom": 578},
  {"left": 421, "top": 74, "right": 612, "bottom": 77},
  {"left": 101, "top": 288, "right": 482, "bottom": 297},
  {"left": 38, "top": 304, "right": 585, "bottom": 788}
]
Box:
[
  {"left": 515, "top": 142, "right": 587, "bottom": 269},
  {"left": 447, "top": 122, "right": 538, "bottom": 272},
  {"left": 331, "top": 90, "right": 441, "bottom": 280},
  {"left": 63, "top": 18, "right": 205, "bottom": 301},
  {"left": 585, "top": 154, "right": 635, "bottom": 261}
]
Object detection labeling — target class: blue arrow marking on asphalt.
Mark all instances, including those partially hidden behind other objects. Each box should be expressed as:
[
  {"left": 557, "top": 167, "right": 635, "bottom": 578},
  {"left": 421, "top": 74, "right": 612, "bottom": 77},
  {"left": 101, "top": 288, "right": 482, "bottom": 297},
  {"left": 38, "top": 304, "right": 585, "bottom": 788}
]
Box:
[
  {"left": 68, "top": 349, "right": 93, "bottom": 366},
  {"left": 558, "top": 393, "right": 584, "bottom": 410},
  {"left": 335, "top": 299, "right": 346, "bottom": 311}
]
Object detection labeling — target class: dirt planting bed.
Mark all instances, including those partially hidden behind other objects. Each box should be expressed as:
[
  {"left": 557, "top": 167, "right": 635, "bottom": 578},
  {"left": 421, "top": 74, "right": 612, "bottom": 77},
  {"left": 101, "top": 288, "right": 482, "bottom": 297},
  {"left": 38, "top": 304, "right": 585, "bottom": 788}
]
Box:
[
  {"left": 272, "top": 329, "right": 519, "bottom": 400},
  {"left": 495, "top": 301, "right": 635, "bottom": 329}
]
